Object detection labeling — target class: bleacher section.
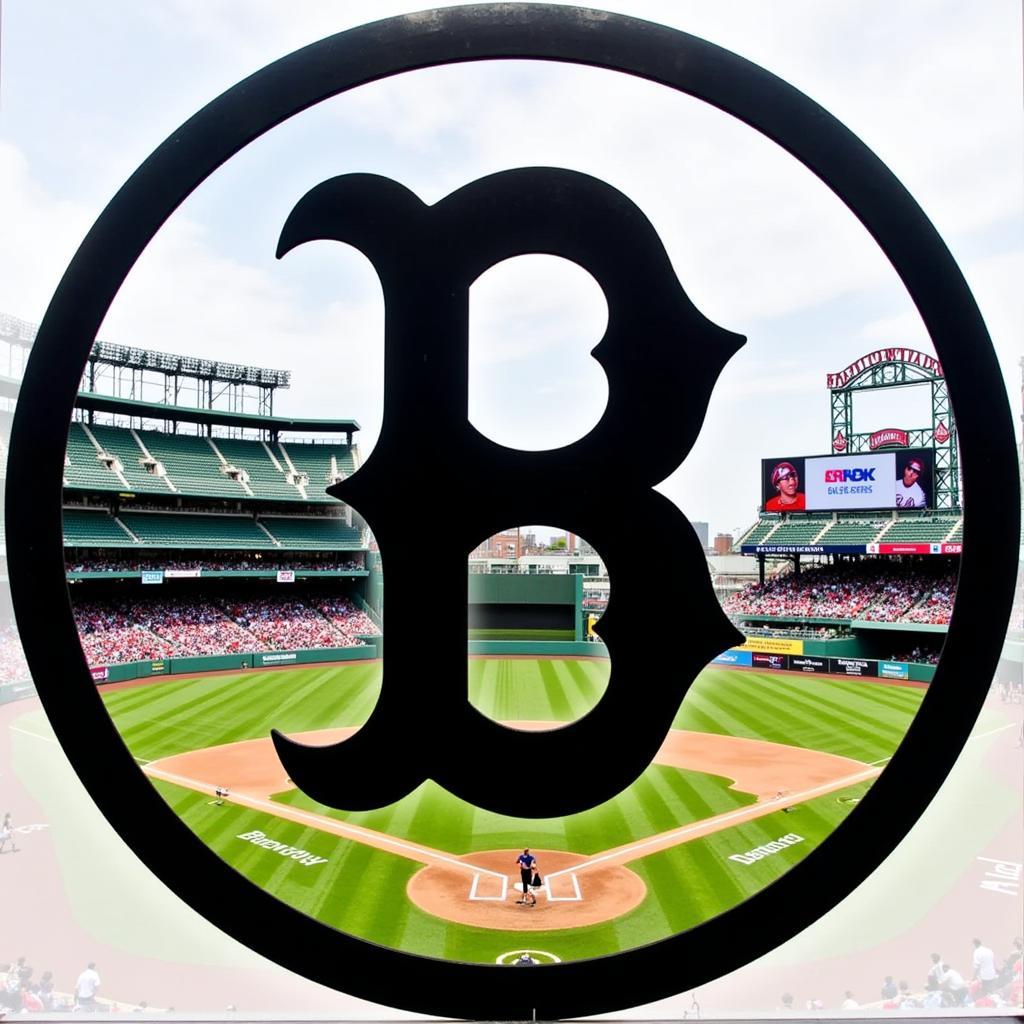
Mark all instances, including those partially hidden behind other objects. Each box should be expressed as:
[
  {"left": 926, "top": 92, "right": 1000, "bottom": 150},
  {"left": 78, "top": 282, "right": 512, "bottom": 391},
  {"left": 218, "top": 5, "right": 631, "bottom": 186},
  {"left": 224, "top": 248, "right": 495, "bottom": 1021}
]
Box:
[
  {"left": 759, "top": 518, "right": 828, "bottom": 545},
  {"left": 62, "top": 509, "right": 366, "bottom": 551},
  {"left": 261, "top": 516, "right": 363, "bottom": 549},
  {"left": 816, "top": 518, "right": 891, "bottom": 545},
  {"left": 64, "top": 422, "right": 360, "bottom": 504},
  {"left": 737, "top": 513, "right": 964, "bottom": 549},
  {"left": 118, "top": 512, "right": 274, "bottom": 548},
  {"left": 65, "top": 423, "right": 121, "bottom": 491},
  {"left": 738, "top": 519, "right": 777, "bottom": 547},
  {"left": 278, "top": 442, "right": 356, "bottom": 503},
  {"left": 880, "top": 517, "right": 960, "bottom": 543},
  {"left": 63, "top": 508, "right": 134, "bottom": 546},
  {"left": 86, "top": 424, "right": 171, "bottom": 494},
  {"left": 138, "top": 430, "right": 248, "bottom": 499},
  {"left": 213, "top": 437, "right": 301, "bottom": 500}
]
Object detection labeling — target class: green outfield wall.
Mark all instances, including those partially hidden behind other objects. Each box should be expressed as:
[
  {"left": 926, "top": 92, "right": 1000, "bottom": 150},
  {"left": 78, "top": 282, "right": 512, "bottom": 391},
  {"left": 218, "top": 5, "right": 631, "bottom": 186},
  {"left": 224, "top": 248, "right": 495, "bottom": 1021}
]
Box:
[
  {"left": 93, "top": 643, "right": 378, "bottom": 684},
  {"left": 467, "top": 640, "right": 608, "bottom": 658},
  {"left": 468, "top": 575, "right": 579, "bottom": 604}
]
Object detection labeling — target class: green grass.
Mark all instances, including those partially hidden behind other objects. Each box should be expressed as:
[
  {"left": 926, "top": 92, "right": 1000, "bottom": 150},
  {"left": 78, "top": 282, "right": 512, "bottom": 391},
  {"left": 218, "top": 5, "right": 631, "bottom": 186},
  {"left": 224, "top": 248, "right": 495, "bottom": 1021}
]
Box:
[{"left": 101, "top": 660, "right": 924, "bottom": 963}]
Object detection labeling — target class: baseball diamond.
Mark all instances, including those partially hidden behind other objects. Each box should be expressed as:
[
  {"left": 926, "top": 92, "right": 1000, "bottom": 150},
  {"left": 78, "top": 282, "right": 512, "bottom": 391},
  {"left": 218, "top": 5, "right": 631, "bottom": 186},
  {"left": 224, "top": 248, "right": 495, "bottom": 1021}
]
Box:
[{"left": 100, "top": 656, "right": 924, "bottom": 963}]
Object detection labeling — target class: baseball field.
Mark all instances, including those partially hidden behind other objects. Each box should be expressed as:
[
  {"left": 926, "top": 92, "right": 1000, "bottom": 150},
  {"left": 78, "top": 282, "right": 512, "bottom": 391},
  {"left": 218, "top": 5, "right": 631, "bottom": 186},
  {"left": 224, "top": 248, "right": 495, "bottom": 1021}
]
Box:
[{"left": 100, "top": 657, "right": 924, "bottom": 965}]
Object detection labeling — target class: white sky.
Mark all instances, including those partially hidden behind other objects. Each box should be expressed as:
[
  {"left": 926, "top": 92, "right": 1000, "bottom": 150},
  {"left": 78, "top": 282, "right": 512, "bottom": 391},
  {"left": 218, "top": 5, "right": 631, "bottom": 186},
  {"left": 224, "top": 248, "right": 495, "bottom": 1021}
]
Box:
[{"left": 1, "top": 1, "right": 1020, "bottom": 541}]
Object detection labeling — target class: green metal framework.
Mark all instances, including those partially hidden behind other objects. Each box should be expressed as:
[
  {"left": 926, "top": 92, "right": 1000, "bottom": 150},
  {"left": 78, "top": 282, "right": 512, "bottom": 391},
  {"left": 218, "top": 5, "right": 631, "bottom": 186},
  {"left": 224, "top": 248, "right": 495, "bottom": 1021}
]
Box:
[{"left": 828, "top": 353, "right": 959, "bottom": 510}]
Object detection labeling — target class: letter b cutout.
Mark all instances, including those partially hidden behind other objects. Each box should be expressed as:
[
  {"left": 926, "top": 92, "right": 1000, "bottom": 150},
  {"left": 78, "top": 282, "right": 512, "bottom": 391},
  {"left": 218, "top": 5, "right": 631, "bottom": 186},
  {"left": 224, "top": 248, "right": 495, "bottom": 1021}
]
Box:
[{"left": 272, "top": 168, "right": 744, "bottom": 816}]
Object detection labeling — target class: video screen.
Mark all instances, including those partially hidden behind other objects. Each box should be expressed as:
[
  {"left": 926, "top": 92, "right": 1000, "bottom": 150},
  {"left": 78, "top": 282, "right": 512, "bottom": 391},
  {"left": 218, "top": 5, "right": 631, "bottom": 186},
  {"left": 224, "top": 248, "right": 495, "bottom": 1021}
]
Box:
[{"left": 761, "top": 449, "right": 934, "bottom": 512}]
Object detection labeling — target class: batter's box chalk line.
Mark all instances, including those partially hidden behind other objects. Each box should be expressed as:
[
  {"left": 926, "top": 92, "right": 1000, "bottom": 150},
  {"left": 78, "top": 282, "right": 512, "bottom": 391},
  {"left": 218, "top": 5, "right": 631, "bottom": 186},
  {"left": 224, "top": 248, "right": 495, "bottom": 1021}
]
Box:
[
  {"left": 541, "top": 870, "right": 583, "bottom": 902},
  {"left": 468, "top": 871, "right": 508, "bottom": 901}
]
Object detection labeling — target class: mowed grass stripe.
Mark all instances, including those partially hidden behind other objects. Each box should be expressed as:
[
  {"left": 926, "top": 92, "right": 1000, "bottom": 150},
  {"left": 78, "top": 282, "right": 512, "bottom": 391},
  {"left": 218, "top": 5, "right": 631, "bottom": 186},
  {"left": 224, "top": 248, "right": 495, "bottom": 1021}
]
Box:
[
  {"left": 537, "top": 659, "right": 576, "bottom": 721},
  {"left": 105, "top": 658, "right": 922, "bottom": 962},
  {"left": 561, "top": 658, "right": 609, "bottom": 712},
  {"left": 680, "top": 671, "right": 916, "bottom": 762},
  {"left": 768, "top": 675, "right": 912, "bottom": 742},
  {"left": 105, "top": 667, "right": 382, "bottom": 762},
  {"left": 701, "top": 680, "right": 876, "bottom": 757}
]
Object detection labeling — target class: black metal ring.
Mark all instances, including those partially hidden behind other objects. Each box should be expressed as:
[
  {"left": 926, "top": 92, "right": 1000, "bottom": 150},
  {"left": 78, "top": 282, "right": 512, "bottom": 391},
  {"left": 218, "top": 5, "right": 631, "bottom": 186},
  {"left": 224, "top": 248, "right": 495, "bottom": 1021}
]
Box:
[{"left": 5, "top": 4, "right": 1017, "bottom": 1019}]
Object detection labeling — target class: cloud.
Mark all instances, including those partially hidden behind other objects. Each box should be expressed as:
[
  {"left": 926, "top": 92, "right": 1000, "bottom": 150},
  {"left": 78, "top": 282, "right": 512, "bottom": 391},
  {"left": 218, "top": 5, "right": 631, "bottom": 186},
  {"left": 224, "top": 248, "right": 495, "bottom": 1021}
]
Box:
[
  {"left": 5, "top": 0, "right": 1019, "bottom": 538},
  {"left": 0, "top": 144, "right": 96, "bottom": 321}
]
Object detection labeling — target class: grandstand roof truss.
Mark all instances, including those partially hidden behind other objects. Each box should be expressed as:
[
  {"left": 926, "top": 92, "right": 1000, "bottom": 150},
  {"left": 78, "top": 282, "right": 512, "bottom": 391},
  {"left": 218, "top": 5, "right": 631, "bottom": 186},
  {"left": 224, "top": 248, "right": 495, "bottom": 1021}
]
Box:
[{"left": 85, "top": 340, "right": 290, "bottom": 419}]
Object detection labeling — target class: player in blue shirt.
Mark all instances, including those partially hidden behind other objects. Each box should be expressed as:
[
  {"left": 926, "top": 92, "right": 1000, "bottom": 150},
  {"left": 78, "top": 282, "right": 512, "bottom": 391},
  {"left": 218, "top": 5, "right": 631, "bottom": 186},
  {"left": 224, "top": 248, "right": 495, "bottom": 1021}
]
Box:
[{"left": 515, "top": 848, "right": 538, "bottom": 906}]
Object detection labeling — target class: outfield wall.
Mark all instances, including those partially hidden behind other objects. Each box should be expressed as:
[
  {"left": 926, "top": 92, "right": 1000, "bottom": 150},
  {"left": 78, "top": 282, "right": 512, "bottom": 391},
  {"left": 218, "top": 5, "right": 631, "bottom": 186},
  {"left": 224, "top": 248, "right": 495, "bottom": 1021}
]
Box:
[
  {"left": 712, "top": 649, "right": 935, "bottom": 682},
  {"left": 92, "top": 642, "right": 379, "bottom": 684},
  {"left": 87, "top": 636, "right": 935, "bottom": 686},
  {"left": 467, "top": 640, "right": 608, "bottom": 658}
]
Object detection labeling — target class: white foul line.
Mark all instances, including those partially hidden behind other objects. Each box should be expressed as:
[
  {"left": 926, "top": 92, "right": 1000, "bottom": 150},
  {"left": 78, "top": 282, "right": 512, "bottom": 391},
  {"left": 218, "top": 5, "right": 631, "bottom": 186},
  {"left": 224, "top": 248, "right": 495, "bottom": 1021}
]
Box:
[
  {"left": 546, "top": 764, "right": 882, "bottom": 881},
  {"left": 143, "top": 763, "right": 506, "bottom": 880}
]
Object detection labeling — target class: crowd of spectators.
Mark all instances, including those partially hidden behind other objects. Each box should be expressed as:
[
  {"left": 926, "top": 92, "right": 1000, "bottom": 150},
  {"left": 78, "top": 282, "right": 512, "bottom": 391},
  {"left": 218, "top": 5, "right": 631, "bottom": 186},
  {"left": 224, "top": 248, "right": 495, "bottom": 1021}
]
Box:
[
  {"left": 775, "top": 934, "right": 1022, "bottom": 1012},
  {"left": 742, "top": 625, "right": 844, "bottom": 640},
  {"left": 723, "top": 561, "right": 958, "bottom": 625},
  {"left": 0, "top": 955, "right": 178, "bottom": 1013},
  {"left": 72, "top": 593, "right": 380, "bottom": 666},
  {"left": 887, "top": 646, "right": 941, "bottom": 666},
  {"left": 65, "top": 553, "right": 364, "bottom": 573},
  {"left": 0, "top": 622, "right": 30, "bottom": 684}
]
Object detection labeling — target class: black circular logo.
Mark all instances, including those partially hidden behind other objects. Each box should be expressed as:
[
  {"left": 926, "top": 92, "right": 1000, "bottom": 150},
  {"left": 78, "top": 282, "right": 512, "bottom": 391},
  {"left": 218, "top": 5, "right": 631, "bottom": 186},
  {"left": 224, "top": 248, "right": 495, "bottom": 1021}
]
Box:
[{"left": 5, "top": 6, "right": 1017, "bottom": 1019}]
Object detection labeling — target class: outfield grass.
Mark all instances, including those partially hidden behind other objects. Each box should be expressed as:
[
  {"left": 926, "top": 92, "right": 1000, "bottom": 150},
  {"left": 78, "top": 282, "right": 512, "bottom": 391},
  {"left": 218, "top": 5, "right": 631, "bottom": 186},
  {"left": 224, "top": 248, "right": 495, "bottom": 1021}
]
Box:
[{"left": 102, "top": 660, "right": 924, "bottom": 963}]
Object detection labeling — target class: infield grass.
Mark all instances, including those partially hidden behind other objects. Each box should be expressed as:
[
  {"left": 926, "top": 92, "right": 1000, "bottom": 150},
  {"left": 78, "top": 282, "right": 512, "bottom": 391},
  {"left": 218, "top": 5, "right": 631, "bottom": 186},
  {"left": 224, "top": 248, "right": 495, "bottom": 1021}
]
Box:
[{"left": 102, "top": 660, "right": 924, "bottom": 962}]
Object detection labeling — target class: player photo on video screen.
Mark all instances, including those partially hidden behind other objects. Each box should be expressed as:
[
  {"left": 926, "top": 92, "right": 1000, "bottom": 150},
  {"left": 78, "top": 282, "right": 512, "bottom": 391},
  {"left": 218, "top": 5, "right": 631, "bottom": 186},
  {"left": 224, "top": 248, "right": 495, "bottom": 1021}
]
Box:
[
  {"left": 761, "top": 457, "right": 807, "bottom": 512},
  {"left": 893, "top": 448, "right": 933, "bottom": 509}
]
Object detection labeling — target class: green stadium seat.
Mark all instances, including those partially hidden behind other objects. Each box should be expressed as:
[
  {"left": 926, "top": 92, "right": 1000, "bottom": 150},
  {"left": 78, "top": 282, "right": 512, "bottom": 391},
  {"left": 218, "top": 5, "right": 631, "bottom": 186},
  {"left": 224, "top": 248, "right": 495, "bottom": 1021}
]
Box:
[
  {"left": 64, "top": 423, "right": 128, "bottom": 492},
  {"left": 278, "top": 441, "right": 357, "bottom": 503},
  {"left": 758, "top": 517, "right": 831, "bottom": 546},
  {"left": 137, "top": 430, "right": 249, "bottom": 499},
  {"left": 118, "top": 511, "right": 275, "bottom": 548},
  {"left": 63, "top": 508, "right": 137, "bottom": 546},
  {"left": 212, "top": 437, "right": 304, "bottom": 501},
  {"left": 260, "top": 516, "right": 364, "bottom": 549},
  {"left": 879, "top": 517, "right": 960, "bottom": 544}
]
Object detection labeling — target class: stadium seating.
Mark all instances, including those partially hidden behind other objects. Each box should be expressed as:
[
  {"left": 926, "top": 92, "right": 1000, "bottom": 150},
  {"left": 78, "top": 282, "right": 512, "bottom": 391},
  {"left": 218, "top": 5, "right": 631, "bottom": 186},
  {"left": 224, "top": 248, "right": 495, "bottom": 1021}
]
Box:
[
  {"left": 816, "top": 519, "right": 890, "bottom": 545},
  {"left": 63, "top": 508, "right": 134, "bottom": 546},
  {"left": 212, "top": 437, "right": 302, "bottom": 500},
  {"left": 277, "top": 441, "right": 357, "bottom": 503},
  {"left": 65, "top": 422, "right": 363, "bottom": 504},
  {"left": 65, "top": 423, "right": 124, "bottom": 492},
  {"left": 86, "top": 423, "right": 174, "bottom": 494},
  {"left": 260, "top": 516, "right": 364, "bottom": 549},
  {"left": 725, "top": 560, "right": 957, "bottom": 625},
  {"left": 137, "top": 430, "right": 249, "bottom": 499},
  {"left": 879, "top": 517, "right": 960, "bottom": 543},
  {"left": 760, "top": 518, "right": 829, "bottom": 545},
  {"left": 118, "top": 511, "right": 275, "bottom": 548},
  {"left": 736, "top": 519, "right": 778, "bottom": 547}
]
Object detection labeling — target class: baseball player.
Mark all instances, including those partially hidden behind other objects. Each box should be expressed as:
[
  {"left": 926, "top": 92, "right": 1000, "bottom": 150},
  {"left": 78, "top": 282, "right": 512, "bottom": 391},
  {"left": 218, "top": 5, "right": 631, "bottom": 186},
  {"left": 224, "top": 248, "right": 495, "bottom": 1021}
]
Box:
[
  {"left": 895, "top": 458, "right": 927, "bottom": 508},
  {"left": 515, "top": 848, "right": 538, "bottom": 906},
  {"left": 765, "top": 462, "right": 805, "bottom": 511}
]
